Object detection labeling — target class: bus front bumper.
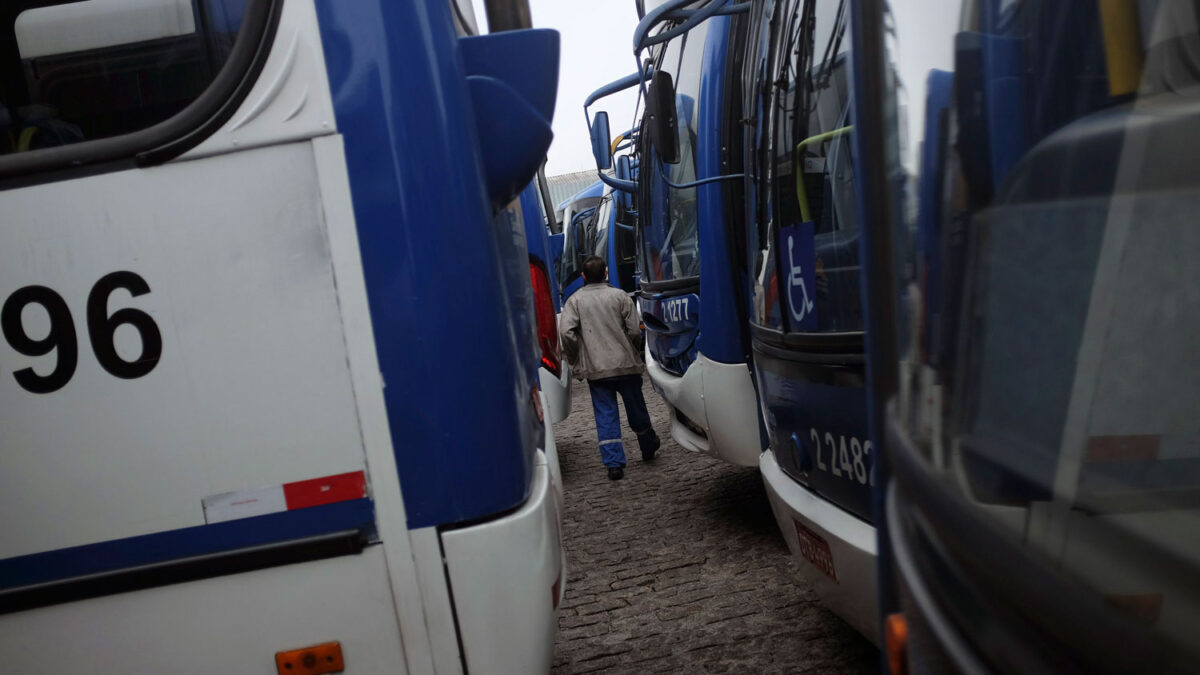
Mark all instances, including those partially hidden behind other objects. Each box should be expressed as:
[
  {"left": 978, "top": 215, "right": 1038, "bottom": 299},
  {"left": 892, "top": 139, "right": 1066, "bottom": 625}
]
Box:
[
  {"left": 760, "top": 448, "right": 878, "bottom": 643},
  {"left": 441, "top": 451, "right": 564, "bottom": 674},
  {"left": 539, "top": 361, "right": 572, "bottom": 425},
  {"left": 644, "top": 344, "right": 763, "bottom": 467}
]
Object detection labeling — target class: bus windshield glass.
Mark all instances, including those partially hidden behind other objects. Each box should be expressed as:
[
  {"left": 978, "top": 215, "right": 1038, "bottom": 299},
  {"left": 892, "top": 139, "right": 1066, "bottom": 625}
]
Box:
[
  {"left": 638, "top": 19, "right": 709, "bottom": 285},
  {"left": 592, "top": 195, "right": 614, "bottom": 261},
  {"left": 886, "top": 0, "right": 1200, "bottom": 661},
  {"left": 764, "top": 0, "right": 858, "bottom": 333},
  {"left": 560, "top": 204, "right": 598, "bottom": 287},
  {"left": 3, "top": 0, "right": 247, "bottom": 153}
]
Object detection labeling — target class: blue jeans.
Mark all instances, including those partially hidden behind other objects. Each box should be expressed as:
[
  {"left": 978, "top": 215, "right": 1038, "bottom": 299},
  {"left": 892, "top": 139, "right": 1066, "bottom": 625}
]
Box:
[{"left": 588, "top": 374, "right": 657, "bottom": 468}]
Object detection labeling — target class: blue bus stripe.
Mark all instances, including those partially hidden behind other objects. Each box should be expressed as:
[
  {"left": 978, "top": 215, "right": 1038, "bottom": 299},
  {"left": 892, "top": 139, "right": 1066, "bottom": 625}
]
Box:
[{"left": 0, "top": 498, "right": 375, "bottom": 591}]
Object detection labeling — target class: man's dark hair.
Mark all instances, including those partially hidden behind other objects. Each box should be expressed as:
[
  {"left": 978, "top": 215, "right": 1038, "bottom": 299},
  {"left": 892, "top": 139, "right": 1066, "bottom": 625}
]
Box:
[{"left": 582, "top": 255, "right": 607, "bottom": 284}]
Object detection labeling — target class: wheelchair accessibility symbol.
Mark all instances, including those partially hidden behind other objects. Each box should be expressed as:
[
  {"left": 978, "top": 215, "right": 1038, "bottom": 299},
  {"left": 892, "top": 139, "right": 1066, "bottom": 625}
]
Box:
[{"left": 786, "top": 230, "right": 817, "bottom": 329}]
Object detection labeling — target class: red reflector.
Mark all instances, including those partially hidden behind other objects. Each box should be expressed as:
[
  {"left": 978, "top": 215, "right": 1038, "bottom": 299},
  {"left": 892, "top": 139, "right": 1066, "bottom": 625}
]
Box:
[
  {"left": 283, "top": 471, "right": 367, "bottom": 511},
  {"left": 1086, "top": 435, "right": 1160, "bottom": 462},
  {"left": 530, "top": 261, "right": 561, "bottom": 377}
]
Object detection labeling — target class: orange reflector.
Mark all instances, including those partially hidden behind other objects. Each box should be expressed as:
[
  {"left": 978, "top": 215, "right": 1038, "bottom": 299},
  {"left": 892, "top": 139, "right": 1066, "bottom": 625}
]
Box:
[
  {"left": 1106, "top": 593, "right": 1164, "bottom": 624},
  {"left": 885, "top": 613, "right": 908, "bottom": 675},
  {"left": 1085, "top": 434, "right": 1160, "bottom": 462},
  {"left": 275, "top": 641, "right": 344, "bottom": 674}
]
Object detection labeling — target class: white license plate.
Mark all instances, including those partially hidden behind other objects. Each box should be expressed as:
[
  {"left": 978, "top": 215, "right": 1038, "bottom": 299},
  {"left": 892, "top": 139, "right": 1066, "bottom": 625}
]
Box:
[{"left": 793, "top": 520, "right": 838, "bottom": 582}]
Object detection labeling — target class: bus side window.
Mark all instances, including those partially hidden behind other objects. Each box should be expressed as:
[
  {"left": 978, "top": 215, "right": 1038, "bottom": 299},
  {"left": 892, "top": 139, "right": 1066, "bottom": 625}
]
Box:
[{"left": 2, "top": 0, "right": 247, "bottom": 154}]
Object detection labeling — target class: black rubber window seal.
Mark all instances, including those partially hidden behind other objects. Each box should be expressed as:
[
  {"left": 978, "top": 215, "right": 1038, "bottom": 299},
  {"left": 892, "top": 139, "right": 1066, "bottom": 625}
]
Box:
[{"left": 0, "top": 0, "right": 284, "bottom": 190}]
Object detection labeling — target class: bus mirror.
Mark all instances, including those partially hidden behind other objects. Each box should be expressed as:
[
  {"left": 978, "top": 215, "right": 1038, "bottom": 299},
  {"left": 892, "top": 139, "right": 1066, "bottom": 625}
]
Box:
[
  {"left": 647, "top": 70, "right": 679, "bottom": 164},
  {"left": 591, "top": 111, "right": 613, "bottom": 171}
]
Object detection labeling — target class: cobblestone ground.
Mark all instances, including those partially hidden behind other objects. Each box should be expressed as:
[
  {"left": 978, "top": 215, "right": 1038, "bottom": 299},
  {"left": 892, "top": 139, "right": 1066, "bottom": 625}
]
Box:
[{"left": 551, "top": 378, "right": 877, "bottom": 674}]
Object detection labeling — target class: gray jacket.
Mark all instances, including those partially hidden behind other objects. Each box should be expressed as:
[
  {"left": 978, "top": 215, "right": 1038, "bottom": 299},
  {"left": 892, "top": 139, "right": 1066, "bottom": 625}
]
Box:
[{"left": 559, "top": 283, "right": 643, "bottom": 381}]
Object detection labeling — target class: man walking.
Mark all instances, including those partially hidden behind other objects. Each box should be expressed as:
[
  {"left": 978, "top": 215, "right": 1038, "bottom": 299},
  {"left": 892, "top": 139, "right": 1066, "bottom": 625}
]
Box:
[{"left": 559, "top": 255, "right": 660, "bottom": 480}]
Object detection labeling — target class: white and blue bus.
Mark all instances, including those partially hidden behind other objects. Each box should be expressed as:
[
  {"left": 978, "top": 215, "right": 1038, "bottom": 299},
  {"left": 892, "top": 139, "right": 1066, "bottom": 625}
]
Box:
[
  {"left": 857, "top": 0, "right": 1200, "bottom": 671},
  {"left": 556, "top": 179, "right": 605, "bottom": 304},
  {"left": 740, "top": 0, "right": 878, "bottom": 642},
  {"left": 518, "top": 171, "right": 574, "bottom": 427},
  {"left": 587, "top": 2, "right": 765, "bottom": 468},
  {"left": 0, "top": 0, "right": 565, "bottom": 672}
]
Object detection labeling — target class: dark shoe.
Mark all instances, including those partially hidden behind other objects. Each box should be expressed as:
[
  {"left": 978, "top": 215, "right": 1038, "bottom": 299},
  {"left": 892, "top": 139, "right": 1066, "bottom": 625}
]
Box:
[
  {"left": 640, "top": 433, "right": 661, "bottom": 462},
  {"left": 607, "top": 466, "right": 625, "bottom": 481}
]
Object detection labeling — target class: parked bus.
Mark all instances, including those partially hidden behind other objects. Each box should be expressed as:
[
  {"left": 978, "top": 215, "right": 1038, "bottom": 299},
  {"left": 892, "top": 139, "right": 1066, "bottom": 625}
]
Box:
[
  {"left": 854, "top": 0, "right": 1200, "bottom": 671},
  {"left": 591, "top": 181, "right": 640, "bottom": 294},
  {"left": 556, "top": 180, "right": 604, "bottom": 303},
  {"left": 557, "top": 177, "right": 639, "bottom": 298},
  {"left": 589, "top": 2, "right": 763, "bottom": 467},
  {"left": 0, "top": 1, "right": 564, "bottom": 672},
  {"left": 520, "top": 173, "right": 573, "bottom": 424},
  {"left": 741, "top": 0, "right": 877, "bottom": 641}
]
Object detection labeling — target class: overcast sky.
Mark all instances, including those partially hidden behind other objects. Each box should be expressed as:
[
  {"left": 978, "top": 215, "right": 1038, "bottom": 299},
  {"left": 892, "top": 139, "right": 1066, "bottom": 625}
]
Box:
[{"left": 470, "top": 0, "right": 645, "bottom": 177}]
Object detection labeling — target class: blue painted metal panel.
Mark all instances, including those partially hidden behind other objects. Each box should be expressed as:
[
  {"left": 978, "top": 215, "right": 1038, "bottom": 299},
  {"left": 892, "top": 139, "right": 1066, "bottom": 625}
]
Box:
[
  {"left": 560, "top": 275, "right": 585, "bottom": 304},
  {"left": 981, "top": 35, "right": 1025, "bottom": 191},
  {"left": 460, "top": 29, "right": 559, "bottom": 207},
  {"left": 695, "top": 14, "right": 744, "bottom": 365},
  {"left": 917, "top": 70, "right": 953, "bottom": 363},
  {"left": 755, "top": 350, "right": 873, "bottom": 522},
  {"left": 639, "top": 293, "right": 699, "bottom": 376},
  {"left": 0, "top": 499, "right": 375, "bottom": 591},
  {"left": 315, "top": 0, "right": 538, "bottom": 528},
  {"left": 495, "top": 198, "right": 541, "bottom": 389},
  {"left": 520, "top": 181, "right": 560, "bottom": 312}
]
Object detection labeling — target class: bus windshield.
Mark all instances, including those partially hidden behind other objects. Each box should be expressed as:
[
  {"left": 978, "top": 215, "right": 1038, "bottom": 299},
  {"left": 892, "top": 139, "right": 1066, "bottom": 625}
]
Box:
[
  {"left": 560, "top": 204, "right": 598, "bottom": 287},
  {"left": 592, "top": 195, "right": 613, "bottom": 261},
  {"left": 638, "top": 19, "right": 709, "bottom": 285},
  {"left": 886, "top": 0, "right": 1200, "bottom": 663},
  {"left": 4, "top": 0, "right": 244, "bottom": 152}
]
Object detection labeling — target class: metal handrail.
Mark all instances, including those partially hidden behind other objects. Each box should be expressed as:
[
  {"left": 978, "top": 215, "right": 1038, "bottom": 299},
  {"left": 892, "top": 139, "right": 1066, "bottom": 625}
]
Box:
[{"left": 794, "top": 125, "right": 853, "bottom": 222}]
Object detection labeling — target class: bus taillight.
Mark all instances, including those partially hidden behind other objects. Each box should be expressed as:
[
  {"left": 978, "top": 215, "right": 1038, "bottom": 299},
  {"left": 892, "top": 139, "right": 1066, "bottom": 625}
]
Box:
[{"left": 530, "top": 261, "right": 561, "bottom": 377}]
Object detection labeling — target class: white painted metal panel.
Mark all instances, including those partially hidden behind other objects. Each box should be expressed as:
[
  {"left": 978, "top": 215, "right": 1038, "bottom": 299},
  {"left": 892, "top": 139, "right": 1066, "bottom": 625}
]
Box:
[
  {"left": 409, "top": 527, "right": 466, "bottom": 675},
  {"left": 184, "top": 0, "right": 337, "bottom": 161},
  {"left": 0, "top": 142, "right": 366, "bottom": 557},
  {"left": 539, "top": 359, "right": 571, "bottom": 424},
  {"left": 442, "top": 457, "right": 562, "bottom": 675},
  {"left": 0, "top": 545, "right": 408, "bottom": 674},
  {"left": 644, "top": 346, "right": 763, "bottom": 466},
  {"left": 312, "top": 133, "right": 440, "bottom": 675},
  {"left": 760, "top": 448, "right": 878, "bottom": 643}
]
